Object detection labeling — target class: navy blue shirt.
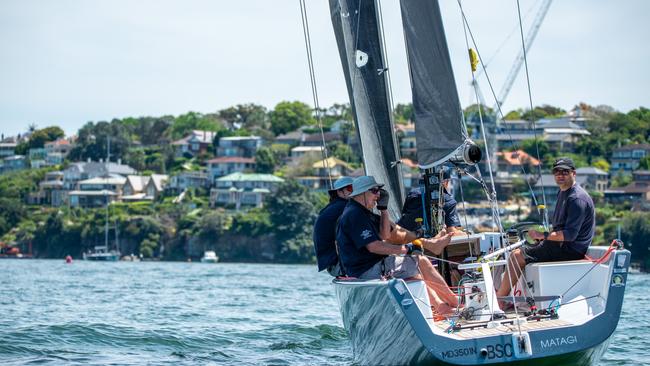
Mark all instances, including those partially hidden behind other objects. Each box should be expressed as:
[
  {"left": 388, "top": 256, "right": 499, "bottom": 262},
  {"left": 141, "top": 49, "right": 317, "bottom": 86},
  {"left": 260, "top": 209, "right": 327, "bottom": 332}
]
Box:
[
  {"left": 336, "top": 199, "right": 385, "bottom": 278},
  {"left": 313, "top": 197, "right": 347, "bottom": 271},
  {"left": 552, "top": 184, "right": 595, "bottom": 255},
  {"left": 397, "top": 188, "right": 461, "bottom": 231}
]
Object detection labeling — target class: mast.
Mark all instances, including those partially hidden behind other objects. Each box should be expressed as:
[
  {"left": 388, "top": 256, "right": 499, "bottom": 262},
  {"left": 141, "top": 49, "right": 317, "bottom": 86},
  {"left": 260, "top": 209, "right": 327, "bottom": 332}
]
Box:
[
  {"left": 329, "top": 0, "right": 404, "bottom": 220},
  {"left": 400, "top": 0, "right": 481, "bottom": 234}
]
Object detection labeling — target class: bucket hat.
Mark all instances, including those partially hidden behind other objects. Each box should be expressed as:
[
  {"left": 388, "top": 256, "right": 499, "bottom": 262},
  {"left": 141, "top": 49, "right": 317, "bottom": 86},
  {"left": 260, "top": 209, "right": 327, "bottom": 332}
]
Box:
[
  {"left": 350, "top": 175, "right": 384, "bottom": 196},
  {"left": 328, "top": 176, "right": 354, "bottom": 193}
]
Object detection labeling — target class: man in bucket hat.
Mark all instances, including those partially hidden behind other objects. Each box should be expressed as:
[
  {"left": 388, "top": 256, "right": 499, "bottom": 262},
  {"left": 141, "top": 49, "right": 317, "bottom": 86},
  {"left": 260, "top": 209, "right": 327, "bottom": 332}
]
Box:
[
  {"left": 497, "top": 157, "right": 595, "bottom": 299},
  {"left": 313, "top": 176, "right": 354, "bottom": 277},
  {"left": 337, "top": 175, "right": 459, "bottom": 314}
]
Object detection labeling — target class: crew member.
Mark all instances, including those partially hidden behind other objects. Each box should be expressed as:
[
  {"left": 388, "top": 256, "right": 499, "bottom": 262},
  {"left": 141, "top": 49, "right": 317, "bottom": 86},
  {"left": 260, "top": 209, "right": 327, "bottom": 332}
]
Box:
[
  {"left": 496, "top": 157, "right": 595, "bottom": 298},
  {"left": 313, "top": 176, "right": 354, "bottom": 277},
  {"left": 336, "top": 175, "right": 459, "bottom": 314},
  {"left": 398, "top": 169, "right": 464, "bottom": 235}
]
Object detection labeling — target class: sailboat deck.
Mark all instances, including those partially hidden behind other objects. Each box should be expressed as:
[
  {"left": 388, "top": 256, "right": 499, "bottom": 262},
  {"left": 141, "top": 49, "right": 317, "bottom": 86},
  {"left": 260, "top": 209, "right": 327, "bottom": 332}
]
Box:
[{"left": 433, "top": 317, "right": 572, "bottom": 339}]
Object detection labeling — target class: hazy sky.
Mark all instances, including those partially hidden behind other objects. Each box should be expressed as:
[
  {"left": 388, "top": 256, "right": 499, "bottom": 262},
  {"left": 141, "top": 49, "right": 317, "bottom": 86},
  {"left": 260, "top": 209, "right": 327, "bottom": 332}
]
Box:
[{"left": 1, "top": 0, "right": 648, "bottom": 138}]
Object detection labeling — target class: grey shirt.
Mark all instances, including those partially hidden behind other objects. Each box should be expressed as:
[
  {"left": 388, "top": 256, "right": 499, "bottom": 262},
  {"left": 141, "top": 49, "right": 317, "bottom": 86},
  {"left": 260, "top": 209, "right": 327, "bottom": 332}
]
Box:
[{"left": 552, "top": 183, "right": 595, "bottom": 255}]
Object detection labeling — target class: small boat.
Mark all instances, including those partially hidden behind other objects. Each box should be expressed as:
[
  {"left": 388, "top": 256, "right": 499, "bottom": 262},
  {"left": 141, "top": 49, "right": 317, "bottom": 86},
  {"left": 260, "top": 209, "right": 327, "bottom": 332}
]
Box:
[
  {"left": 83, "top": 246, "right": 120, "bottom": 261},
  {"left": 200, "top": 251, "right": 219, "bottom": 263}
]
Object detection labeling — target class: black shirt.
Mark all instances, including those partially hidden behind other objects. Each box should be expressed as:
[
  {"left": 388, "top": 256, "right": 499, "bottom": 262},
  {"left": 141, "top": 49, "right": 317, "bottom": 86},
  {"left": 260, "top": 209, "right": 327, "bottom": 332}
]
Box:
[
  {"left": 552, "top": 183, "right": 595, "bottom": 255},
  {"left": 336, "top": 199, "right": 384, "bottom": 278},
  {"left": 312, "top": 197, "right": 347, "bottom": 271},
  {"left": 397, "top": 188, "right": 461, "bottom": 231}
]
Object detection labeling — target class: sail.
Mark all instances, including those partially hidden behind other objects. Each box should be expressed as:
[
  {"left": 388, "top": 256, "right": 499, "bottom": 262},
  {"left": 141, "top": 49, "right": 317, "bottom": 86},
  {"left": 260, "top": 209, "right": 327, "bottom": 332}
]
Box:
[
  {"left": 400, "top": 0, "right": 467, "bottom": 169},
  {"left": 330, "top": 0, "right": 404, "bottom": 219}
]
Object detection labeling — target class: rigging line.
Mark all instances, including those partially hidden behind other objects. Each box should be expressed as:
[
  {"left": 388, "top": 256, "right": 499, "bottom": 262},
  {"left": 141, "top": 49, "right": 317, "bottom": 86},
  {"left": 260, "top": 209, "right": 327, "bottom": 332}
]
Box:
[
  {"left": 516, "top": 0, "right": 549, "bottom": 229},
  {"left": 299, "top": 0, "right": 332, "bottom": 188},
  {"left": 456, "top": 0, "right": 502, "bottom": 238},
  {"left": 456, "top": 169, "right": 470, "bottom": 238},
  {"left": 455, "top": 0, "right": 543, "bottom": 218}
]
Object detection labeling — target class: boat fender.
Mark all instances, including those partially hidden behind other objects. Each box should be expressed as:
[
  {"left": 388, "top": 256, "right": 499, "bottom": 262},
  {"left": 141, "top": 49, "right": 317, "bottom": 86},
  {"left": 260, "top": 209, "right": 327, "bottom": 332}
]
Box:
[{"left": 511, "top": 332, "right": 533, "bottom": 358}]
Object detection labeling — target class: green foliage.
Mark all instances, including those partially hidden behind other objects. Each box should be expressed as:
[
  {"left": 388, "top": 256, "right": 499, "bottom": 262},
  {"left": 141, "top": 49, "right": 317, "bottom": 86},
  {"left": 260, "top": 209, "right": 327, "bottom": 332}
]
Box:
[
  {"left": 638, "top": 156, "right": 650, "bottom": 170},
  {"left": 329, "top": 141, "right": 358, "bottom": 164},
  {"left": 255, "top": 146, "right": 277, "bottom": 173},
  {"left": 218, "top": 103, "right": 268, "bottom": 131},
  {"left": 230, "top": 208, "right": 272, "bottom": 237},
  {"left": 266, "top": 179, "right": 318, "bottom": 262},
  {"left": 269, "top": 101, "right": 315, "bottom": 136},
  {"left": 168, "top": 112, "right": 224, "bottom": 140},
  {"left": 504, "top": 110, "right": 521, "bottom": 120},
  {"left": 620, "top": 212, "right": 650, "bottom": 268},
  {"left": 520, "top": 138, "right": 550, "bottom": 162},
  {"left": 394, "top": 103, "right": 414, "bottom": 124},
  {"left": 593, "top": 158, "right": 610, "bottom": 172},
  {"left": 521, "top": 105, "right": 566, "bottom": 121},
  {"left": 68, "top": 121, "right": 132, "bottom": 162},
  {"left": 611, "top": 174, "right": 632, "bottom": 188}
]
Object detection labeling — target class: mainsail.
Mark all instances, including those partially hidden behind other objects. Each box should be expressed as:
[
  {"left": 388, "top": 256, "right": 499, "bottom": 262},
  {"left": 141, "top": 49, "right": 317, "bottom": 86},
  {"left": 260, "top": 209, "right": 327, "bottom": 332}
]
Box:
[
  {"left": 400, "top": 0, "right": 468, "bottom": 169},
  {"left": 330, "top": 0, "right": 404, "bottom": 219}
]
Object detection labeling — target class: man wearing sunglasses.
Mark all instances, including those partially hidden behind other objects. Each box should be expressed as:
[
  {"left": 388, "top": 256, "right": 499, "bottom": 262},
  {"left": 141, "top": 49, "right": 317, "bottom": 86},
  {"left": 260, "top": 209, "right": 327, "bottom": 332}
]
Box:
[
  {"left": 496, "top": 157, "right": 595, "bottom": 299},
  {"left": 313, "top": 176, "right": 354, "bottom": 277},
  {"left": 336, "top": 175, "right": 459, "bottom": 314}
]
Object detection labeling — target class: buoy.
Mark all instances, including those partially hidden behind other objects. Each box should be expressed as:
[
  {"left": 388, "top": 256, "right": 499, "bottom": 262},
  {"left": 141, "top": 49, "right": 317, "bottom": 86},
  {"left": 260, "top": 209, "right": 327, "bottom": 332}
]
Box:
[{"left": 65, "top": 255, "right": 73, "bottom": 264}]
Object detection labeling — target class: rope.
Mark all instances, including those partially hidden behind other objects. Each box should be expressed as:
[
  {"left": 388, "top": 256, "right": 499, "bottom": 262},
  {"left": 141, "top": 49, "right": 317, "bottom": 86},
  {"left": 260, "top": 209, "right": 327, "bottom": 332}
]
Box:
[
  {"left": 515, "top": 0, "right": 549, "bottom": 229},
  {"left": 454, "top": 1, "right": 544, "bottom": 219},
  {"left": 561, "top": 241, "right": 618, "bottom": 298},
  {"left": 299, "top": 0, "right": 332, "bottom": 189}
]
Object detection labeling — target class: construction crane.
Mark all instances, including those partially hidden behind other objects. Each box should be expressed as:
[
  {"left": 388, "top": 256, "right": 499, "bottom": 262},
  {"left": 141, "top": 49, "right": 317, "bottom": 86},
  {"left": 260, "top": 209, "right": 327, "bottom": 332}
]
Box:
[{"left": 494, "top": 0, "right": 553, "bottom": 113}]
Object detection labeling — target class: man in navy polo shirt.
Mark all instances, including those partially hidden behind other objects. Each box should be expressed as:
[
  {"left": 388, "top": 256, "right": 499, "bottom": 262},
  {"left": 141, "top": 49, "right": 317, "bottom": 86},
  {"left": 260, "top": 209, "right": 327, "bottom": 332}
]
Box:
[
  {"left": 313, "top": 176, "right": 354, "bottom": 277},
  {"left": 497, "top": 157, "right": 595, "bottom": 298},
  {"left": 337, "top": 175, "right": 459, "bottom": 314}
]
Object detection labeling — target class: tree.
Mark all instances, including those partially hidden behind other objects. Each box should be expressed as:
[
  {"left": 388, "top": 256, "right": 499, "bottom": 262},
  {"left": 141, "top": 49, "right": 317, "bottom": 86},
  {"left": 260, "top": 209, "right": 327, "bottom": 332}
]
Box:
[
  {"left": 218, "top": 103, "right": 268, "bottom": 130},
  {"left": 168, "top": 112, "right": 224, "bottom": 139},
  {"left": 621, "top": 212, "right": 650, "bottom": 270},
  {"left": 593, "top": 158, "right": 610, "bottom": 172},
  {"left": 255, "top": 146, "right": 277, "bottom": 173},
  {"left": 265, "top": 179, "right": 318, "bottom": 262},
  {"left": 269, "top": 101, "right": 315, "bottom": 136},
  {"left": 521, "top": 138, "right": 550, "bottom": 162},
  {"left": 394, "top": 103, "right": 414, "bottom": 124}
]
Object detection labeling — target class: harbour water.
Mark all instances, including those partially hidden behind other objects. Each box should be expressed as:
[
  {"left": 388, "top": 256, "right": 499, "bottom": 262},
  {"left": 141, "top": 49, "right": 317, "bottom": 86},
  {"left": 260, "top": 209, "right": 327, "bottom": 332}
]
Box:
[{"left": 1, "top": 260, "right": 647, "bottom": 365}]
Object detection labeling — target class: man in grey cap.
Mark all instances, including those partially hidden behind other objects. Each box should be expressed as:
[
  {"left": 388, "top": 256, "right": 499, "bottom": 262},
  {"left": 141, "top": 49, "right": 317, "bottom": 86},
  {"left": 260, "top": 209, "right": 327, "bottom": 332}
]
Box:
[
  {"left": 497, "top": 157, "right": 595, "bottom": 299},
  {"left": 313, "top": 176, "right": 354, "bottom": 277},
  {"left": 336, "top": 175, "right": 459, "bottom": 314}
]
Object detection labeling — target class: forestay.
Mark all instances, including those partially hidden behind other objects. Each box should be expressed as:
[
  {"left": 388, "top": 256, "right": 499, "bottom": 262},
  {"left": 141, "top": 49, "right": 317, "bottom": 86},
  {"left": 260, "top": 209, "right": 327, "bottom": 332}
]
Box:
[
  {"left": 330, "top": 0, "right": 404, "bottom": 219},
  {"left": 400, "top": 0, "right": 467, "bottom": 169}
]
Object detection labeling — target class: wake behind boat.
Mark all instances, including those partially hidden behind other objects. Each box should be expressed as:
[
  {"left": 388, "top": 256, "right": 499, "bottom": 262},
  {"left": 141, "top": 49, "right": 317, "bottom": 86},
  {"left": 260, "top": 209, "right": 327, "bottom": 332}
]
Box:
[{"left": 302, "top": 0, "right": 633, "bottom": 364}]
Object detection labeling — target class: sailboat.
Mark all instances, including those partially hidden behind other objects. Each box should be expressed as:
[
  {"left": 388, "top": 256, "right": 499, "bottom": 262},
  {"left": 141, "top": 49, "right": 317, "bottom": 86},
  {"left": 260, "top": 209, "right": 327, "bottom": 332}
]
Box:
[{"left": 327, "top": 0, "right": 630, "bottom": 364}]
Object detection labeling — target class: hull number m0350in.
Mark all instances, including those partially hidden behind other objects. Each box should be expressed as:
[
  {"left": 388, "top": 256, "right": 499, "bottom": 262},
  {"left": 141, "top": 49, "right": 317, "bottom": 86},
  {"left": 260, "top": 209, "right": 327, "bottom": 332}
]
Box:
[{"left": 440, "top": 346, "right": 477, "bottom": 359}]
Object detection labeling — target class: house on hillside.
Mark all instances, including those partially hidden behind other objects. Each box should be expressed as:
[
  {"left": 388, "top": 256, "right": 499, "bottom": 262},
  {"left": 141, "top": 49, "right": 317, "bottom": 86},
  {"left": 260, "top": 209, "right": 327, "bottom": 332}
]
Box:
[
  {"left": 166, "top": 171, "right": 209, "bottom": 194},
  {"left": 216, "top": 136, "right": 262, "bottom": 158},
  {"left": 396, "top": 124, "right": 416, "bottom": 159},
  {"left": 496, "top": 150, "right": 540, "bottom": 175},
  {"left": 171, "top": 130, "right": 217, "bottom": 157},
  {"left": 302, "top": 132, "right": 341, "bottom": 147},
  {"left": 145, "top": 174, "right": 168, "bottom": 200},
  {"left": 45, "top": 139, "right": 73, "bottom": 157},
  {"left": 290, "top": 146, "right": 323, "bottom": 160},
  {"left": 29, "top": 171, "right": 65, "bottom": 206},
  {"left": 0, "top": 142, "right": 17, "bottom": 158},
  {"left": 122, "top": 175, "right": 150, "bottom": 201},
  {"left": 62, "top": 160, "right": 136, "bottom": 190},
  {"left": 207, "top": 156, "right": 256, "bottom": 182},
  {"left": 295, "top": 157, "right": 352, "bottom": 191},
  {"left": 605, "top": 170, "right": 650, "bottom": 209},
  {"left": 209, "top": 172, "right": 284, "bottom": 209},
  {"left": 575, "top": 167, "right": 609, "bottom": 192},
  {"left": 0, "top": 155, "right": 26, "bottom": 174},
  {"left": 68, "top": 174, "right": 126, "bottom": 207},
  {"left": 611, "top": 144, "right": 650, "bottom": 173},
  {"left": 275, "top": 130, "right": 304, "bottom": 147}
]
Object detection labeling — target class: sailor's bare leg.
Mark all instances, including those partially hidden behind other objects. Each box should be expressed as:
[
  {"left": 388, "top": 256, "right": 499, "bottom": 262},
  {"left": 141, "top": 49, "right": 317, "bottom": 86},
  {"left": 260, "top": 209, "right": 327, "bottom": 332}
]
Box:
[
  {"left": 418, "top": 257, "right": 458, "bottom": 313},
  {"left": 496, "top": 248, "right": 526, "bottom": 297}
]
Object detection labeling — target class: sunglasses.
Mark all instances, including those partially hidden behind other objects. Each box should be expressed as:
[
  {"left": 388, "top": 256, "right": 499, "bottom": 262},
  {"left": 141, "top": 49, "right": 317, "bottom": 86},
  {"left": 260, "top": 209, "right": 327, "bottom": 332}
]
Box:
[
  {"left": 368, "top": 187, "right": 381, "bottom": 194},
  {"left": 552, "top": 169, "right": 571, "bottom": 176}
]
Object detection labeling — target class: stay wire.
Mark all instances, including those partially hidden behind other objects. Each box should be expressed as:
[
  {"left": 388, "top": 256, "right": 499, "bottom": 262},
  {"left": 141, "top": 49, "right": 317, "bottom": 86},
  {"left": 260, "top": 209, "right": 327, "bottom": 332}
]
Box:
[
  {"left": 515, "top": 0, "right": 549, "bottom": 228},
  {"left": 299, "top": 0, "right": 332, "bottom": 188},
  {"left": 455, "top": 0, "right": 543, "bottom": 219}
]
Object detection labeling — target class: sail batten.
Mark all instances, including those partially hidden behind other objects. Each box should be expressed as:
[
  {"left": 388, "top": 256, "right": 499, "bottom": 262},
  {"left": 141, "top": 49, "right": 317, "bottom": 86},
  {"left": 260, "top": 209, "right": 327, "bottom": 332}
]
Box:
[
  {"left": 400, "top": 0, "right": 467, "bottom": 169},
  {"left": 330, "top": 0, "right": 404, "bottom": 219}
]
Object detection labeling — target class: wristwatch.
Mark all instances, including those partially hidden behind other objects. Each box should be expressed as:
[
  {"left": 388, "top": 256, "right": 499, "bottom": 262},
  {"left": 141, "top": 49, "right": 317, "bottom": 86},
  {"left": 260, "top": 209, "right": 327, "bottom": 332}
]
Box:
[
  {"left": 543, "top": 231, "right": 549, "bottom": 240},
  {"left": 405, "top": 243, "right": 414, "bottom": 255}
]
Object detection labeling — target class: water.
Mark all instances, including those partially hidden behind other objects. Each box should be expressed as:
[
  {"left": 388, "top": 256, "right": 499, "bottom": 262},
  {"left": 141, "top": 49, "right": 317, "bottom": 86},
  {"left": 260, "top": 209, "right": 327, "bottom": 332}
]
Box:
[{"left": 0, "top": 260, "right": 647, "bottom": 365}]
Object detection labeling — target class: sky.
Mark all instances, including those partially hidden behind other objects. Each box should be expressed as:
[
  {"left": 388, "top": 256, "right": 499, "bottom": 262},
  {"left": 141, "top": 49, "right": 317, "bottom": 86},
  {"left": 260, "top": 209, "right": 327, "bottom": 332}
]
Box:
[{"left": 1, "top": 0, "right": 649, "bottom": 138}]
